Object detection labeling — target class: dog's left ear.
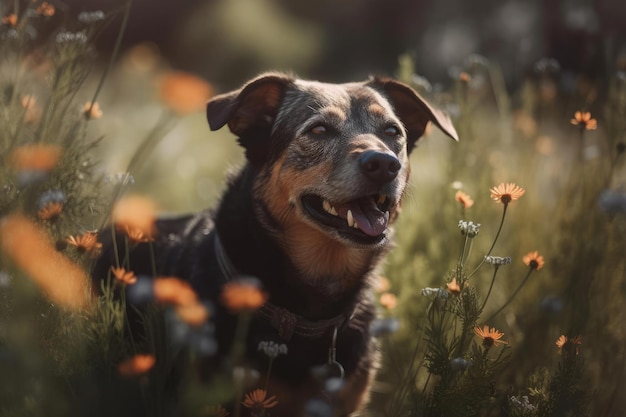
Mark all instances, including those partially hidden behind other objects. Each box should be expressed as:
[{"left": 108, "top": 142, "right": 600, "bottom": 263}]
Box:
[
  {"left": 368, "top": 78, "right": 459, "bottom": 152},
  {"left": 206, "top": 73, "right": 294, "bottom": 165}
]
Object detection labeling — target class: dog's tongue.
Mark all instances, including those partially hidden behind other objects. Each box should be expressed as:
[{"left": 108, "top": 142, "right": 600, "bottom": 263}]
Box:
[{"left": 337, "top": 197, "right": 389, "bottom": 237}]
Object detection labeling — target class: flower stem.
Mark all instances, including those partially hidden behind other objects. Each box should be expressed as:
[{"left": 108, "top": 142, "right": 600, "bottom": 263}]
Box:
[
  {"left": 478, "top": 266, "right": 500, "bottom": 313},
  {"left": 486, "top": 268, "right": 533, "bottom": 322},
  {"left": 468, "top": 203, "right": 508, "bottom": 278}
]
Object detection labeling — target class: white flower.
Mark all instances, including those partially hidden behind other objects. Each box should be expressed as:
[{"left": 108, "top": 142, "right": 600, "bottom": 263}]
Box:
[
  {"left": 421, "top": 287, "right": 449, "bottom": 299},
  {"left": 484, "top": 256, "right": 512, "bottom": 266},
  {"left": 458, "top": 220, "right": 480, "bottom": 237},
  {"left": 258, "top": 341, "right": 288, "bottom": 358}
]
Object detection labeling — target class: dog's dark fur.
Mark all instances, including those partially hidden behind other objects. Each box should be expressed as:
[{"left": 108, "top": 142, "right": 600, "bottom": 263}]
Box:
[{"left": 94, "top": 72, "right": 457, "bottom": 416}]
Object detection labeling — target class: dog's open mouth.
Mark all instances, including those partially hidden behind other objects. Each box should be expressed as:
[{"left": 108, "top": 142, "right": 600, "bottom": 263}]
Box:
[{"left": 301, "top": 194, "right": 393, "bottom": 244}]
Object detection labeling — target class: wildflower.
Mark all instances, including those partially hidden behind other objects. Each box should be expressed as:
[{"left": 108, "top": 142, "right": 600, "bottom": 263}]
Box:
[
  {"left": 8, "top": 144, "right": 62, "bottom": 171},
  {"left": 421, "top": 287, "right": 449, "bottom": 299},
  {"left": 56, "top": 31, "right": 88, "bottom": 44},
  {"left": 36, "top": 2, "right": 55, "bottom": 17},
  {"left": 158, "top": 71, "right": 213, "bottom": 115},
  {"left": 450, "top": 357, "right": 473, "bottom": 371},
  {"left": 458, "top": 220, "right": 480, "bottom": 237},
  {"left": 242, "top": 389, "right": 278, "bottom": 410},
  {"left": 455, "top": 190, "right": 474, "bottom": 208},
  {"left": 510, "top": 395, "right": 537, "bottom": 412},
  {"left": 38, "top": 202, "right": 63, "bottom": 221},
  {"left": 570, "top": 111, "right": 597, "bottom": 131},
  {"left": 112, "top": 195, "right": 157, "bottom": 241},
  {"left": 522, "top": 251, "right": 544, "bottom": 270},
  {"left": 111, "top": 266, "right": 137, "bottom": 285},
  {"left": 153, "top": 277, "right": 198, "bottom": 306},
  {"left": 473, "top": 325, "right": 507, "bottom": 347},
  {"left": 534, "top": 57, "right": 560, "bottom": 75},
  {"left": 77, "top": 10, "right": 105, "bottom": 23},
  {"left": 489, "top": 182, "right": 525, "bottom": 205},
  {"left": 82, "top": 101, "right": 102, "bottom": 119},
  {"left": 220, "top": 278, "right": 268, "bottom": 312},
  {"left": 2, "top": 13, "right": 17, "bottom": 26},
  {"left": 0, "top": 214, "right": 92, "bottom": 310},
  {"left": 484, "top": 256, "right": 512, "bottom": 266},
  {"left": 446, "top": 277, "right": 461, "bottom": 295},
  {"left": 370, "top": 317, "right": 400, "bottom": 337},
  {"left": 175, "top": 302, "right": 210, "bottom": 326},
  {"left": 459, "top": 72, "right": 471, "bottom": 82},
  {"left": 118, "top": 224, "right": 155, "bottom": 243},
  {"left": 258, "top": 341, "right": 288, "bottom": 358},
  {"left": 21, "top": 95, "right": 42, "bottom": 123},
  {"left": 374, "top": 276, "right": 390, "bottom": 292},
  {"left": 117, "top": 354, "right": 155, "bottom": 377},
  {"left": 66, "top": 232, "right": 102, "bottom": 256},
  {"left": 556, "top": 334, "right": 582, "bottom": 356},
  {"left": 379, "top": 292, "right": 397, "bottom": 310},
  {"left": 204, "top": 405, "right": 229, "bottom": 417}
]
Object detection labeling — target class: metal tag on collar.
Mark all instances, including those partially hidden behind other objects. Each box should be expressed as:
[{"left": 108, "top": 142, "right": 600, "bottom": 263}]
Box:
[{"left": 325, "top": 326, "right": 345, "bottom": 380}]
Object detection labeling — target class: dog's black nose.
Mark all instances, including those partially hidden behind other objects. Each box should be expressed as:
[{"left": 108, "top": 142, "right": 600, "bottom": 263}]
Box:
[{"left": 359, "top": 151, "right": 401, "bottom": 184}]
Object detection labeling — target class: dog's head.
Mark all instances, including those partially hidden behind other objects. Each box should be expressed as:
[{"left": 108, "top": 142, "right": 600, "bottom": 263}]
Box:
[{"left": 207, "top": 73, "right": 457, "bottom": 252}]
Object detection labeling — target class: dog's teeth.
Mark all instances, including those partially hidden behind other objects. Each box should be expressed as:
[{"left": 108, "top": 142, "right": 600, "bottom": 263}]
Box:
[
  {"left": 323, "top": 200, "right": 332, "bottom": 214},
  {"left": 347, "top": 210, "right": 354, "bottom": 227},
  {"left": 353, "top": 220, "right": 359, "bottom": 229},
  {"left": 330, "top": 206, "right": 338, "bottom": 216}
]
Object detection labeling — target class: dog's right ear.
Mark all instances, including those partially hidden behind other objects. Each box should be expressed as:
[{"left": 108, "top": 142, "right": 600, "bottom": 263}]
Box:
[{"left": 206, "top": 73, "right": 294, "bottom": 135}]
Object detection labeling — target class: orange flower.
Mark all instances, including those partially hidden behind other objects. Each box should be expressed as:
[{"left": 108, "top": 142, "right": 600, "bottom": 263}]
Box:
[
  {"left": 158, "top": 71, "right": 213, "bottom": 115},
  {"left": 455, "top": 190, "right": 474, "bottom": 209},
  {"left": 556, "top": 334, "right": 582, "bottom": 356},
  {"left": 82, "top": 101, "right": 102, "bottom": 119},
  {"left": 36, "top": 2, "right": 55, "bottom": 17},
  {"left": 38, "top": 202, "right": 63, "bottom": 221},
  {"left": 21, "top": 95, "right": 43, "bottom": 123},
  {"left": 117, "top": 354, "right": 155, "bottom": 377},
  {"left": 66, "top": 232, "right": 102, "bottom": 256},
  {"left": 8, "top": 144, "right": 61, "bottom": 171},
  {"left": 220, "top": 280, "right": 268, "bottom": 312},
  {"left": 570, "top": 111, "right": 597, "bottom": 131},
  {"left": 473, "top": 325, "right": 507, "bottom": 347},
  {"left": 112, "top": 195, "right": 157, "bottom": 241},
  {"left": 446, "top": 277, "right": 461, "bottom": 295},
  {"left": 153, "top": 277, "right": 198, "bottom": 306},
  {"left": 242, "top": 389, "right": 278, "bottom": 410},
  {"left": 489, "top": 182, "right": 525, "bottom": 205},
  {"left": 522, "top": 251, "right": 544, "bottom": 271},
  {"left": 379, "top": 292, "right": 397, "bottom": 310},
  {"left": 111, "top": 267, "right": 137, "bottom": 285},
  {"left": 459, "top": 72, "right": 471, "bottom": 82},
  {"left": 374, "top": 276, "right": 390, "bottom": 292},
  {"left": 175, "top": 303, "right": 210, "bottom": 326},
  {"left": 0, "top": 214, "right": 92, "bottom": 310},
  {"left": 2, "top": 13, "right": 17, "bottom": 26}
]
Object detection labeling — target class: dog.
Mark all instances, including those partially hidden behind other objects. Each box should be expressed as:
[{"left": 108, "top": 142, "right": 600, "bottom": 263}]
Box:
[{"left": 94, "top": 72, "right": 458, "bottom": 416}]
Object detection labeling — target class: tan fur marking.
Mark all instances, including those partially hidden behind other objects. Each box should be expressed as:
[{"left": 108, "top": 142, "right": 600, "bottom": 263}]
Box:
[{"left": 257, "top": 155, "right": 374, "bottom": 288}]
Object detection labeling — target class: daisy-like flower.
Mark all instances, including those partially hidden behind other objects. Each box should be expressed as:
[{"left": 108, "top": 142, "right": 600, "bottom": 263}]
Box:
[
  {"left": 118, "top": 224, "right": 155, "bottom": 243},
  {"left": 473, "top": 325, "right": 507, "bottom": 347},
  {"left": 455, "top": 190, "right": 474, "bottom": 209},
  {"left": 242, "top": 389, "right": 278, "bottom": 410},
  {"left": 220, "top": 278, "right": 268, "bottom": 312},
  {"left": 117, "top": 354, "right": 155, "bottom": 377},
  {"left": 175, "top": 302, "right": 210, "bottom": 326},
  {"left": 82, "top": 101, "right": 102, "bottom": 119},
  {"left": 570, "top": 111, "right": 597, "bottom": 131},
  {"left": 66, "top": 232, "right": 102, "bottom": 256},
  {"left": 38, "top": 202, "right": 63, "bottom": 221},
  {"left": 204, "top": 405, "right": 229, "bottom": 417},
  {"left": 8, "top": 144, "right": 62, "bottom": 172},
  {"left": 111, "top": 266, "right": 137, "bottom": 285},
  {"left": 446, "top": 277, "right": 461, "bottom": 295},
  {"left": 555, "top": 334, "right": 582, "bottom": 356},
  {"left": 522, "top": 251, "right": 545, "bottom": 270},
  {"left": 153, "top": 277, "right": 198, "bottom": 306},
  {"left": 112, "top": 195, "right": 157, "bottom": 242},
  {"left": 2, "top": 13, "right": 17, "bottom": 26},
  {"left": 36, "top": 2, "right": 55, "bottom": 17},
  {"left": 489, "top": 182, "right": 525, "bottom": 205},
  {"left": 379, "top": 292, "right": 398, "bottom": 310},
  {"left": 159, "top": 71, "right": 213, "bottom": 115}
]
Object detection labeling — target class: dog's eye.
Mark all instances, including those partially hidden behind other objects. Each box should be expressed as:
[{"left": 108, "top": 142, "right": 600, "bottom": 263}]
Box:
[
  {"left": 310, "top": 125, "right": 327, "bottom": 135},
  {"left": 384, "top": 125, "right": 401, "bottom": 137}
]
